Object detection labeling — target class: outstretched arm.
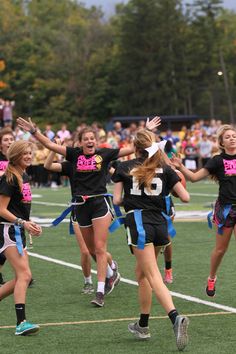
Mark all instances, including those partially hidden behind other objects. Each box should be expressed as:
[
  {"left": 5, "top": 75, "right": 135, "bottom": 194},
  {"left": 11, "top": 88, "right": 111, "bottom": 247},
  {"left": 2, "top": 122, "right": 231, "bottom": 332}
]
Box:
[
  {"left": 118, "top": 116, "right": 162, "bottom": 158},
  {"left": 113, "top": 182, "right": 124, "bottom": 205},
  {"left": 44, "top": 138, "right": 63, "bottom": 172},
  {"left": 171, "top": 154, "right": 209, "bottom": 182},
  {"left": 17, "top": 117, "right": 67, "bottom": 157}
]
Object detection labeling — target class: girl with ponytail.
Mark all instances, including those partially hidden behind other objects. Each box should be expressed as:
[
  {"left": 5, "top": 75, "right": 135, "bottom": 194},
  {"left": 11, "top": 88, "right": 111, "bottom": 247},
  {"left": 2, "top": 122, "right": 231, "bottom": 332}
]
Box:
[{"left": 112, "top": 129, "right": 190, "bottom": 351}]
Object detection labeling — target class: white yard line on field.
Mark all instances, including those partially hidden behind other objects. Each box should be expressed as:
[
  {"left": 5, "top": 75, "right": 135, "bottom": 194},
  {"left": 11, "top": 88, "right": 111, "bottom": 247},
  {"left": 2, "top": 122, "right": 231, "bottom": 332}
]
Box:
[
  {"left": 0, "top": 311, "right": 232, "bottom": 330},
  {"left": 28, "top": 251, "right": 236, "bottom": 314}
]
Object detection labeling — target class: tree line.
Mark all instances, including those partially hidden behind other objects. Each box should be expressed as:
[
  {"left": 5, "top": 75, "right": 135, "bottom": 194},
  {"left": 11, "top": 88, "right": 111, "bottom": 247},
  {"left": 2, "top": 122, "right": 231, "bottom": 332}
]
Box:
[{"left": 0, "top": 0, "right": 236, "bottom": 128}]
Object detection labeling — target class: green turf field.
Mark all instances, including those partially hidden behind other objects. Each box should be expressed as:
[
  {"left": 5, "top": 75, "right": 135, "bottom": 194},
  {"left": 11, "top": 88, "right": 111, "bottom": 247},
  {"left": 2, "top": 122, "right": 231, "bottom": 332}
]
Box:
[{"left": 1, "top": 181, "right": 236, "bottom": 353}]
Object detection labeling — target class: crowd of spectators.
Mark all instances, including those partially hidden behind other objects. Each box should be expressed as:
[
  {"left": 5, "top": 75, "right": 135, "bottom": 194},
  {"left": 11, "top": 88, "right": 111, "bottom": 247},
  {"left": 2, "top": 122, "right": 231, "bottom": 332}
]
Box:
[{"left": 0, "top": 97, "right": 225, "bottom": 187}]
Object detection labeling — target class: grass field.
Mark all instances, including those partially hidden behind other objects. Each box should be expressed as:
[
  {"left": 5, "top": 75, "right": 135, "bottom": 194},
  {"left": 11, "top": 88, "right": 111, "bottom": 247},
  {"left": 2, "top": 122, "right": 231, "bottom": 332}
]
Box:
[{"left": 1, "top": 181, "right": 236, "bottom": 353}]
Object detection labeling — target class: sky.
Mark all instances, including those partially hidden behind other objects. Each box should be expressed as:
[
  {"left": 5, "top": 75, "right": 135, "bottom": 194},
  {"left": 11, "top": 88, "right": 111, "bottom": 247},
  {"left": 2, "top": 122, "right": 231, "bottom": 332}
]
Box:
[{"left": 81, "top": 0, "right": 236, "bottom": 16}]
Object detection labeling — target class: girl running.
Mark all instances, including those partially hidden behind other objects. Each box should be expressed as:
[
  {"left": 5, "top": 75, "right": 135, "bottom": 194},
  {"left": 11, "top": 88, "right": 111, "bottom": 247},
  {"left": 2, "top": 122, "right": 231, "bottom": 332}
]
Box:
[
  {"left": 0, "top": 128, "right": 15, "bottom": 285},
  {"left": 0, "top": 140, "right": 42, "bottom": 335},
  {"left": 44, "top": 140, "right": 120, "bottom": 296},
  {"left": 171, "top": 124, "right": 236, "bottom": 297},
  {"left": 17, "top": 116, "right": 160, "bottom": 307},
  {"left": 112, "top": 129, "right": 190, "bottom": 351}
]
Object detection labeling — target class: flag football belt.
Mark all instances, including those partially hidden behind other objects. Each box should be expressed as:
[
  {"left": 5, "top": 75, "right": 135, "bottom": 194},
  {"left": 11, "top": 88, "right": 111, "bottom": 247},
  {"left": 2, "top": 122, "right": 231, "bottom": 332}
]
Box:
[
  {"left": 207, "top": 203, "right": 232, "bottom": 235},
  {"left": 109, "top": 194, "right": 176, "bottom": 239},
  {"left": 0, "top": 222, "right": 23, "bottom": 256},
  {"left": 51, "top": 194, "right": 124, "bottom": 235}
]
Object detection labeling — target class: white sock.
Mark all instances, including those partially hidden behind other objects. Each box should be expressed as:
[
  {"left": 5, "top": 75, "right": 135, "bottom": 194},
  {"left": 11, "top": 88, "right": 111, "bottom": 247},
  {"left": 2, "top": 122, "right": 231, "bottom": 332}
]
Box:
[
  {"left": 106, "top": 265, "right": 113, "bottom": 279},
  {"left": 84, "top": 276, "right": 92, "bottom": 284},
  {"left": 97, "top": 281, "right": 105, "bottom": 294},
  {"left": 111, "top": 260, "right": 116, "bottom": 270}
]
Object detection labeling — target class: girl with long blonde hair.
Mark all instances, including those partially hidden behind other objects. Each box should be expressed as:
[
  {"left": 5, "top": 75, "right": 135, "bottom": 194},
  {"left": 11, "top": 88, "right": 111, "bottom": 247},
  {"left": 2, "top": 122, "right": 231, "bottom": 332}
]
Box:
[
  {"left": 0, "top": 140, "right": 42, "bottom": 336},
  {"left": 171, "top": 124, "right": 236, "bottom": 297}
]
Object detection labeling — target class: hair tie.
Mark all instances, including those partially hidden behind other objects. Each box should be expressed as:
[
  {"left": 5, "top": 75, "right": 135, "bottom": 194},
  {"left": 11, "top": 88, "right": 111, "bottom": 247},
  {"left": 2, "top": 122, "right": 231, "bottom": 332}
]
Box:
[{"left": 145, "top": 140, "right": 167, "bottom": 158}]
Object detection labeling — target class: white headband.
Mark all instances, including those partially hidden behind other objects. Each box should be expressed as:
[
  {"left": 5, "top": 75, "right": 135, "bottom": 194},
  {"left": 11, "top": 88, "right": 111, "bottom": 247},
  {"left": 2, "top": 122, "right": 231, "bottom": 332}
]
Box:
[{"left": 145, "top": 140, "right": 167, "bottom": 158}]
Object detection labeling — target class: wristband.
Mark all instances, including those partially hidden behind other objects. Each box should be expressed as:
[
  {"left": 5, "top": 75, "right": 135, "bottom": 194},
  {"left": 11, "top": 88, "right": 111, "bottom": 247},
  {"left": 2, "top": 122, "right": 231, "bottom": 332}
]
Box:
[
  {"left": 14, "top": 218, "right": 26, "bottom": 226},
  {"left": 29, "top": 127, "right": 37, "bottom": 135}
]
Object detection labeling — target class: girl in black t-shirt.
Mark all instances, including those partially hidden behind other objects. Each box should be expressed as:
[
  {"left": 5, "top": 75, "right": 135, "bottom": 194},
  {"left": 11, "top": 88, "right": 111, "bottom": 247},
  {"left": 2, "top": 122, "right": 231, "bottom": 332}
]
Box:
[
  {"left": 112, "top": 129, "right": 190, "bottom": 351},
  {"left": 17, "top": 116, "right": 161, "bottom": 307},
  {"left": 44, "top": 140, "right": 120, "bottom": 296},
  {"left": 171, "top": 124, "right": 236, "bottom": 298},
  {"left": 0, "top": 127, "right": 14, "bottom": 285},
  {"left": 0, "top": 140, "right": 42, "bottom": 336}
]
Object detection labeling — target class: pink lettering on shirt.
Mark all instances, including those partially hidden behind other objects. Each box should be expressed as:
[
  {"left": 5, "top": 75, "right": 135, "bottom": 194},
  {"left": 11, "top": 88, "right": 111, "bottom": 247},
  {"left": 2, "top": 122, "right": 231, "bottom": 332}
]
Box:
[
  {"left": 223, "top": 159, "right": 236, "bottom": 176},
  {"left": 22, "top": 182, "right": 32, "bottom": 202},
  {"left": 76, "top": 155, "right": 102, "bottom": 172},
  {"left": 0, "top": 161, "right": 8, "bottom": 171}
]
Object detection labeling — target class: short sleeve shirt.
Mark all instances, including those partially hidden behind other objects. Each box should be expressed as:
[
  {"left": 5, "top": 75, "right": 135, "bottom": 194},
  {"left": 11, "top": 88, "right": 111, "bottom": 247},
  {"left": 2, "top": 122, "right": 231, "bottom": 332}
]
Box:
[
  {"left": 66, "top": 147, "right": 120, "bottom": 196},
  {"left": 0, "top": 173, "right": 31, "bottom": 222},
  {"left": 204, "top": 153, "right": 236, "bottom": 204},
  {"left": 112, "top": 158, "right": 180, "bottom": 223},
  {"left": 61, "top": 161, "right": 74, "bottom": 196},
  {"left": 0, "top": 152, "right": 8, "bottom": 175}
]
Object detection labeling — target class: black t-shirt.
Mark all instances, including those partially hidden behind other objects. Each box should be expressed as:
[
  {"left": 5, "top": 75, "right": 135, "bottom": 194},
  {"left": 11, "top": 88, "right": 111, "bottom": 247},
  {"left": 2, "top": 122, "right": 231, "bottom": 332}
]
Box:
[
  {"left": 66, "top": 147, "right": 120, "bottom": 196},
  {"left": 112, "top": 158, "right": 180, "bottom": 224},
  {"left": 0, "top": 151, "right": 8, "bottom": 174},
  {"left": 204, "top": 152, "right": 236, "bottom": 204},
  {"left": 0, "top": 173, "right": 31, "bottom": 222},
  {"left": 61, "top": 161, "right": 74, "bottom": 196}
]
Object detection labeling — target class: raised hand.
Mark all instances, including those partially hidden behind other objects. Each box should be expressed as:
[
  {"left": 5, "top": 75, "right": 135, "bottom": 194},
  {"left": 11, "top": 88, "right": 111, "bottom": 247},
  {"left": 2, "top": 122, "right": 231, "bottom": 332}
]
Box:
[
  {"left": 17, "top": 117, "right": 35, "bottom": 132},
  {"left": 170, "top": 153, "right": 182, "bottom": 169},
  {"left": 146, "top": 116, "right": 161, "bottom": 131}
]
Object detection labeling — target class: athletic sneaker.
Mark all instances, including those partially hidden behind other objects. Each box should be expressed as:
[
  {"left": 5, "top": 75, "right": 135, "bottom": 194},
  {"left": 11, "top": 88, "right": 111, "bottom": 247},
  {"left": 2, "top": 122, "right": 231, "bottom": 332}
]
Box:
[
  {"left": 128, "top": 321, "right": 151, "bottom": 340},
  {"left": 91, "top": 292, "right": 104, "bottom": 307},
  {"left": 206, "top": 276, "right": 217, "bottom": 297},
  {"left": 0, "top": 273, "right": 5, "bottom": 286},
  {"left": 104, "top": 271, "right": 121, "bottom": 295},
  {"left": 113, "top": 260, "right": 119, "bottom": 272},
  {"left": 173, "top": 315, "right": 189, "bottom": 351},
  {"left": 164, "top": 269, "right": 173, "bottom": 284},
  {"left": 15, "top": 320, "right": 40, "bottom": 336},
  {"left": 82, "top": 283, "right": 94, "bottom": 294}
]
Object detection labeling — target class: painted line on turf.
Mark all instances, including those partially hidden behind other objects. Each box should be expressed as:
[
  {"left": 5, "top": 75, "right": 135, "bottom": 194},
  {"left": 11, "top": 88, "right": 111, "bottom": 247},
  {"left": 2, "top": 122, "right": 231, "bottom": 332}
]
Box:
[
  {"left": 0, "top": 311, "right": 233, "bottom": 330},
  {"left": 28, "top": 252, "right": 236, "bottom": 314}
]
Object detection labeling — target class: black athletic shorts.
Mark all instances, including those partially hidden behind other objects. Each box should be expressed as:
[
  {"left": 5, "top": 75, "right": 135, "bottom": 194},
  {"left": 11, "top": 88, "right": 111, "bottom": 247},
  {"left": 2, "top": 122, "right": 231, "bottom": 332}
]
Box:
[
  {"left": 125, "top": 212, "right": 170, "bottom": 248},
  {"left": 0, "top": 224, "right": 26, "bottom": 254},
  {"left": 74, "top": 196, "right": 111, "bottom": 227}
]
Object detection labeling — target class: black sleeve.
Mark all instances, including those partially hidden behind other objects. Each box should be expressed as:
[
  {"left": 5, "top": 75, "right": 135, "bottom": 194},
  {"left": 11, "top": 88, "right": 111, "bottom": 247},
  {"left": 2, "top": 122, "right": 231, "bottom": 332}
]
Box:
[
  {"left": 204, "top": 155, "right": 219, "bottom": 175},
  {"left": 165, "top": 166, "right": 181, "bottom": 191},
  {"left": 66, "top": 146, "right": 78, "bottom": 163},
  {"left": 0, "top": 176, "right": 16, "bottom": 197},
  {"left": 61, "top": 161, "right": 71, "bottom": 177},
  {"left": 111, "top": 163, "right": 125, "bottom": 183},
  {"left": 101, "top": 148, "right": 120, "bottom": 163}
]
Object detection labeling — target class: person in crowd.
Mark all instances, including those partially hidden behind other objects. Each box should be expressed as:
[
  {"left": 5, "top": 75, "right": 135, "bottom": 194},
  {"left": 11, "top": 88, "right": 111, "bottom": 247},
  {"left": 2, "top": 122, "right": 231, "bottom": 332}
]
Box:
[
  {"left": 0, "top": 140, "right": 42, "bottom": 335},
  {"left": 171, "top": 124, "right": 236, "bottom": 297},
  {"left": 43, "top": 124, "right": 55, "bottom": 141},
  {"left": 56, "top": 123, "right": 71, "bottom": 142},
  {"left": 183, "top": 137, "right": 199, "bottom": 171},
  {"left": 112, "top": 129, "right": 190, "bottom": 351},
  {"left": 17, "top": 115, "right": 161, "bottom": 307},
  {"left": 3, "top": 100, "right": 15, "bottom": 127},
  {"left": 198, "top": 133, "right": 213, "bottom": 167}
]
